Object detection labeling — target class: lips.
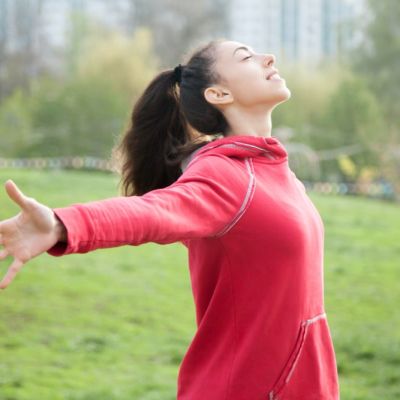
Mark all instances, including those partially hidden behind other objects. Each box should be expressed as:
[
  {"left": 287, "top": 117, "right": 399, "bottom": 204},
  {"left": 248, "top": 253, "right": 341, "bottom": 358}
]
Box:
[{"left": 266, "top": 70, "right": 282, "bottom": 81}]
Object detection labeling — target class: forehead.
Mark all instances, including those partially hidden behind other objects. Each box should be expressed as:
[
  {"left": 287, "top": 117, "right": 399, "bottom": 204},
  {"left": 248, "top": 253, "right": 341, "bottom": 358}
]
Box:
[{"left": 216, "top": 40, "right": 254, "bottom": 61}]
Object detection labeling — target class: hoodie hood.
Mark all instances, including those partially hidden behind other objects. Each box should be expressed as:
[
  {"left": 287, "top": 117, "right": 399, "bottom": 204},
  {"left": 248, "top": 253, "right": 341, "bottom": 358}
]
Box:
[{"left": 181, "top": 135, "right": 288, "bottom": 172}]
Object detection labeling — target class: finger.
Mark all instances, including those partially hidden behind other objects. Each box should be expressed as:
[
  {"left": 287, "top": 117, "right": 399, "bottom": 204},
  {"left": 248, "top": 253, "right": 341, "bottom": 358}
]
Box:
[
  {"left": 0, "top": 248, "right": 9, "bottom": 260},
  {"left": 0, "top": 233, "right": 3, "bottom": 245},
  {"left": 0, "top": 258, "right": 24, "bottom": 290},
  {"left": 4, "top": 180, "right": 30, "bottom": 210}
]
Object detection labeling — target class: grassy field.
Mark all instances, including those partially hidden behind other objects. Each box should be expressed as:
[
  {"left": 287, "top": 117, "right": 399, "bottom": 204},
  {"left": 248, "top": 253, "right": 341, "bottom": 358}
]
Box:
[{"left": 0, "top": 168, "right": 399, "bottom": 400}]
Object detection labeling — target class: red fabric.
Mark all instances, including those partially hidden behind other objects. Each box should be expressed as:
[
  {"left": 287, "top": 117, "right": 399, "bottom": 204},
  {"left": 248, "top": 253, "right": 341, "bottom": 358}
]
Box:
[{"left": 47, "top": 135, "right": 340, "bottom": 399}]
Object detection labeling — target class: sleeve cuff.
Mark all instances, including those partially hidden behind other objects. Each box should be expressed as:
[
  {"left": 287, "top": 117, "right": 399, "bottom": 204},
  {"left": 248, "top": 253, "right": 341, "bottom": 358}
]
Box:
[{"left": 46, "top": 206, "right": 93, "bottom": 256}]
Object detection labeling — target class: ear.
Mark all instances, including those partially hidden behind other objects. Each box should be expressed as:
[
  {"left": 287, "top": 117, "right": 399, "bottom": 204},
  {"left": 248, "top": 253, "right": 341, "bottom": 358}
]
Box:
[{"left": 204, "top": 86, "right": 233, "bottom": 106}]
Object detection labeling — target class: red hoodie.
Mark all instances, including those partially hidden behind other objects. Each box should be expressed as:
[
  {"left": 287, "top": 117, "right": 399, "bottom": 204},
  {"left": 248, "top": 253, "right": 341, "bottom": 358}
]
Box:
[{"left": 47, "top": 134, "right": 340, "bottom": 400}]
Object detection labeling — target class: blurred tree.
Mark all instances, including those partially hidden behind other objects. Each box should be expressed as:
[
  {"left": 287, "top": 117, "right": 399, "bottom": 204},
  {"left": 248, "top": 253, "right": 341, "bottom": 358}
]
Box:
[
  {"left": 313, "top": 77, "right": 385, "bottom": 181},
  {"left": 64, "top": 10, "right": 93, "bottom": 79},
  {"left": 17, "top": 25, "right": 158, "bottom": 158},
  {"left": 0, "top": 89, "right": 32, "bottom": 157},
  {"left": 0, "top": 0, "right": 46, "bottom": 102},
  {"left": 273, "top": 65, "right": 386, "bottom": 182},
  {"left": 76, "top": 27, "right": 158, "bottom": 101},
  {"left": 351, "top": 0, "right": 400, "bottom": 193},
  {"left": 130, "top": 0, "right": 230, "bottom": 68},
  {"left": 317, "top": 77, "right": 384, "bottom": 148},
  {"left": 352, "top": 0, "right": 400, "bottom": 127},
  {"left": 272, "top": 64, "right": 345, "bottom": 140},
  {"left": 26, "top": 76, "right": 127, "bottom": 158},
  {"left": 1, "top": 14, "right": 160, "bottom": 158}
]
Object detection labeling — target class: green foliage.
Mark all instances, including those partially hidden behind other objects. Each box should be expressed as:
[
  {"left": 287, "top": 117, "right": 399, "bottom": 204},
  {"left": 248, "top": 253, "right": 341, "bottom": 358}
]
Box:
[
  {"left": 0, "top": 3, "right": 396, "bottom": 187},
  {"left": 26, "top": 76, "right": 127, "bottom": 157},
  {"left": 0, "top": 169, "right": 399, "bottom": 399},
  {"left": 353, "top": 0, "right": 400, "bottom": 124},
  {"left": 313, "top": 76, "right": 385, "bottom": 179},
  {"left": 0, "top": 89, "right": 33, "bottom": 157},
  {"left": 322, "top": 77, "right": 384, "bottom": 146},
  {"left": 64, "top": 11, "right": 94, "bottom": 79},
  {"left": 273, "top": 64, "right": 345, "bottom": 133},
  {"left": 273, "top": 64, "right": 386, "bottom": 182},
  {"left": 76, "top": 28, "right": 159, "bottom": 99},
  {"left": 0, "top": 25, "right": 159, "bottom": 159},
  {"left": 350, "top": 0, "right": 400, "bottom": 193}
]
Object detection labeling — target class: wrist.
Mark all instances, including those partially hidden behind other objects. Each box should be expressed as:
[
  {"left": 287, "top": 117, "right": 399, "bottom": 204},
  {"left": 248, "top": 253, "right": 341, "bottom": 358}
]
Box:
[{"left": 54, "top": 214, "right": 67, "bottom": 242}]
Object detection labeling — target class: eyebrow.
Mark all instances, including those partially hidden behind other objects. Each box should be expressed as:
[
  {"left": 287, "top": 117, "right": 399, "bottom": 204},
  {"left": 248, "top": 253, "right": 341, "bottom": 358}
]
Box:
[{"left": 232, "top": 46, "right": 253, "bottom": 57}]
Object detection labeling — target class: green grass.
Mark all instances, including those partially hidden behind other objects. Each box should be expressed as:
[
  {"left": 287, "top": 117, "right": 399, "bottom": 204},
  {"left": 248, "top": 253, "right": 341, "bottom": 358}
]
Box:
[{"left": 0, "top": 168, "right": 399, "bottom": 400}]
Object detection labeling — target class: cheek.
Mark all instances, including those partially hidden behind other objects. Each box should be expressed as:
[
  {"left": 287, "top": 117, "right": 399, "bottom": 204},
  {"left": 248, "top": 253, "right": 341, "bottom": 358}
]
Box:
[
  {"left": 229, "top": 69, "right": 264, "bottom": 95},
  {"left": 225, "top": 65, "right": 288, "bottom": 105},
  {"left": 241, "top": 67, "right": 263, "bottom": 84}
]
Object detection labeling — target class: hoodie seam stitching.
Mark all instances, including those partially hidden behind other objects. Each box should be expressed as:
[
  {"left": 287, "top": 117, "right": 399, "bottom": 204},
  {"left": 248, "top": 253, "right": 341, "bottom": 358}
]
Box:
[{"left": 214, "top": 158, "right": 256, "bottom": 238}]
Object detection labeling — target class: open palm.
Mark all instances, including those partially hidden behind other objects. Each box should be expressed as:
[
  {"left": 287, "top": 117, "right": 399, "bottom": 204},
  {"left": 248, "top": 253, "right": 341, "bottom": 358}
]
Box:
[{"left": 0, "top": 180, "right": 63, "bottom": 289}]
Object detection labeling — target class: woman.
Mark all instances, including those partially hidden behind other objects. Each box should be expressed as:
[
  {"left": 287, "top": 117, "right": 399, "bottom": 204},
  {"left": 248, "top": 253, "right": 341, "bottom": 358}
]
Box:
[{"left": 0, "top": 39, "right": 340, "bottom": 399}]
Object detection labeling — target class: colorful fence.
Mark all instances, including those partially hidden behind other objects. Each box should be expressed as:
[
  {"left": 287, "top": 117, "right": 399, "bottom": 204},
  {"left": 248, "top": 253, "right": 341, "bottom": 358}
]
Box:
[
  {"left": 0, "top": 156, "right": 398, "bottom": 202},
  {"left": 303, "top": 181, "right": 397, "bottom": 201},
  {"left": 0, "top": 156, "right": 113, "bottom": 171}
]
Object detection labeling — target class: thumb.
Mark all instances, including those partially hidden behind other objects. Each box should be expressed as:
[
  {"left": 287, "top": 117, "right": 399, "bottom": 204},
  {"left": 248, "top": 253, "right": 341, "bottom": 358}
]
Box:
[{"left": 4, "top": 180, "right": 30, "bottom": 210}]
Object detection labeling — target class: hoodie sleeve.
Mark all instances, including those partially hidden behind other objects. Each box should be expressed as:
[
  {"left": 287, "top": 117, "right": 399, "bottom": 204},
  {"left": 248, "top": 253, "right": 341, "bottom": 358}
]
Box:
[{"left": 47, "top": 155, "right": 252, "bottom": 256}]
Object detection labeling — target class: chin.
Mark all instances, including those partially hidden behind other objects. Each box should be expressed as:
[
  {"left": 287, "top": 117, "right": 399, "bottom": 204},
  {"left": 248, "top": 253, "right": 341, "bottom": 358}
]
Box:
[
  {"left": 282, "top": 87, "right": 291, "bottom": 101},
  {"left": 279, "top": 86, "right": 291, "bottom": 100},
  {"left": 269, "top": 88, "right": 291, "bottom": 108}
]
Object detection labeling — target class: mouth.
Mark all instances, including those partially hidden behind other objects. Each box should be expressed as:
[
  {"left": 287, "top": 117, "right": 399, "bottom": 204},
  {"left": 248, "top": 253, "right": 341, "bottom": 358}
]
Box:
[{"left": 266, "top": 70, "right": 283, "bottom": 81}]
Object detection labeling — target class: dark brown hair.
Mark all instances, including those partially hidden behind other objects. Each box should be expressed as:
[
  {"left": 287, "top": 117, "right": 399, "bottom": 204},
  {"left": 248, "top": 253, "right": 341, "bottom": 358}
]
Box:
[{"left": 112, "top": 38, "right": 229, "bottom": 196}]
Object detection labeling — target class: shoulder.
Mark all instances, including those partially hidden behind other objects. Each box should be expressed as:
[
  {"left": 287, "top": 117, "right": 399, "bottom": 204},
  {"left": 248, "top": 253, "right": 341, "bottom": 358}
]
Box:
[
  {"left": 174, "top": 154, "right": 255, "bottom": 212},
  {"left": 176, "top": 154, "right": 256, "bottom": 237},
  {"left": 179, "top": 153, "right": 252, "bottom": 182}
]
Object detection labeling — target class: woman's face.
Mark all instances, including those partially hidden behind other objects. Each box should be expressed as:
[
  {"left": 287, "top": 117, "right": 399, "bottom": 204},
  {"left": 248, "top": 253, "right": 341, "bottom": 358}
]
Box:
[{"left": 208, "top": 40, "right": 291, "bottom": 109}]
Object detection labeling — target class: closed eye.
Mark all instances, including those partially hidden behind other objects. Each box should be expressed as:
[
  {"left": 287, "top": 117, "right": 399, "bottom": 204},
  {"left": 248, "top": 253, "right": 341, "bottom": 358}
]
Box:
[{"left": 243, "top": 55, "right": 252, "bottom": 60}]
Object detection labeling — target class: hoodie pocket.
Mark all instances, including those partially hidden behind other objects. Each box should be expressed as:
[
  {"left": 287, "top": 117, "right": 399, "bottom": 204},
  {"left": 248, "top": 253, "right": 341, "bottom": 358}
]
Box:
[{"left": 268, "top": 312, "right": 339, "bottom": 400}]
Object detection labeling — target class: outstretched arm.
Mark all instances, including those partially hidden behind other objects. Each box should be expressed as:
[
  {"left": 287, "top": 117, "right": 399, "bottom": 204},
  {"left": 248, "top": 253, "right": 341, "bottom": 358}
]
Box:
[
  {"left": 0, "top": 180, "right": 68, "bottom": 289},
  {"left": 0, "top": 156, "right": 250, "bottom": 289},
  {"left": 47, "top": 156, "right": 249, "bottom": 255}
]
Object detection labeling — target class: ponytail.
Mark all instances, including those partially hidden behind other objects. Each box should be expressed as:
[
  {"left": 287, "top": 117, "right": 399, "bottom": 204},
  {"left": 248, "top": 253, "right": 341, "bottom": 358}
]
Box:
[{"left": 113, "top": 38, "right": 228, "bottom": 196}]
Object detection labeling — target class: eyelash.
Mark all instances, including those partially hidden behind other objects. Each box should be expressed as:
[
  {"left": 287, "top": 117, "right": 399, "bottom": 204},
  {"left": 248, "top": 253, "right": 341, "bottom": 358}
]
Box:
[{"left": 243, "top": 55, "right": 252, "bottom": 60}]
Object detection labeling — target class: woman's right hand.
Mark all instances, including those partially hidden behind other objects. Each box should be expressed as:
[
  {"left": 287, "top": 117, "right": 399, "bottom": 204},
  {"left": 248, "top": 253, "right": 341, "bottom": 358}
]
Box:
[{"left": 0, "top": 179, "right": 67, "bottom": 290}]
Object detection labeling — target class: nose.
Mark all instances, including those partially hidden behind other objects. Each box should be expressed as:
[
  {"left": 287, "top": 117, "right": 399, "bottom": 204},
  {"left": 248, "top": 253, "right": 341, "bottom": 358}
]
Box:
[{"left": 263, "top": 54, "right": 275, "bottom": 67}]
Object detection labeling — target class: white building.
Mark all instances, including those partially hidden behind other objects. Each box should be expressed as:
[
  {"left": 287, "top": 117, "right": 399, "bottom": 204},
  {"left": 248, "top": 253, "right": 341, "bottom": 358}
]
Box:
[
  {"left": 0, "top": 0, "right": 367, "bottom": 72},
  {"left": 0, "top": 0, "right": 133, "bottom": 73},
  {"left": 229, "top": 0, "right": 366, "bottom": 66},
  {"left": 229, "top": 0, "right": 282, "bottom": 56}
]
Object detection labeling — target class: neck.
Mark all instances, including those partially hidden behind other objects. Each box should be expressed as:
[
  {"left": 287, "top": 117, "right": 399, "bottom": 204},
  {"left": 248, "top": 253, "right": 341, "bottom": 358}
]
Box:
[{"left": 224, "top": 106, "right": 273, "bottom": 138}]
